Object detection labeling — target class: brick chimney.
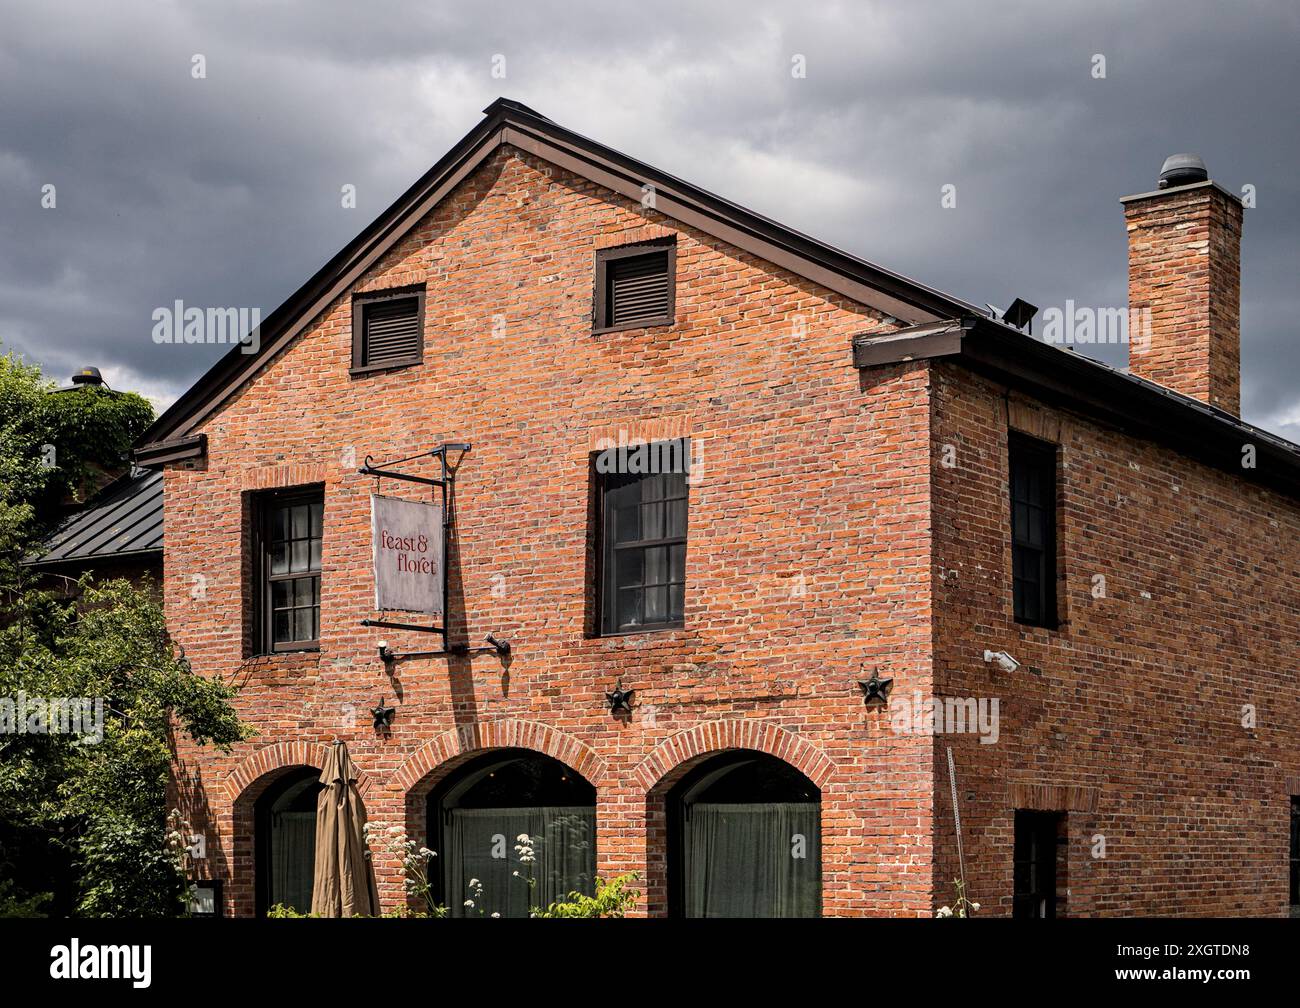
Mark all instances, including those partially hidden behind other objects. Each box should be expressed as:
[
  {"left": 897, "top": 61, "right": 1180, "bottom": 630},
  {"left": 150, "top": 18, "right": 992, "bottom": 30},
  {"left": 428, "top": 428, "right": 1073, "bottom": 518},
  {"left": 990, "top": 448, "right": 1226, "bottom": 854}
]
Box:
[{"left": 1121, "top": 154, "right": 1243, "bottom": 415}]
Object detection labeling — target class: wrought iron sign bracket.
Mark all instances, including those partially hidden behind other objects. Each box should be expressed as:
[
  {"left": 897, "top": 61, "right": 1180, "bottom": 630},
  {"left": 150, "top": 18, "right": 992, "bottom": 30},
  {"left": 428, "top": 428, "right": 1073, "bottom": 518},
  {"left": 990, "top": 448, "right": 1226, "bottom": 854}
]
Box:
[{"left": 358, "top": 442, "right": 471, "bottom": 647}]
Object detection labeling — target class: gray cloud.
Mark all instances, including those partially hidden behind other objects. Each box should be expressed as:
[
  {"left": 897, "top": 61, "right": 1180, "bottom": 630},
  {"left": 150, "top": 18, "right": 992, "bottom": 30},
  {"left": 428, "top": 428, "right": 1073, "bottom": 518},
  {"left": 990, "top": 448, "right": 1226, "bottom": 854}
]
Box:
[{"left": 2, "top": 0, "right": 1296, "bottom": 437}]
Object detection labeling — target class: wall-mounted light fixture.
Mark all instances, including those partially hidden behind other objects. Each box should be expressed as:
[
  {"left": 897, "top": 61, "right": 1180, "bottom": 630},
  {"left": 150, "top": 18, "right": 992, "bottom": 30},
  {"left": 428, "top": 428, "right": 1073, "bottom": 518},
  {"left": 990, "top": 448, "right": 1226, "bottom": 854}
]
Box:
[
  {"left": 370, "top": 697, "right": 396, "bottom": 730},
  {"left": 605, "top": 682, "right": 635, "bottom": 714},
  {"left": 858, "top": 672, "right": 894, "bottom": 707},
  {"left": 982, "top": 649, "right": 1020, "bottom": 673}
]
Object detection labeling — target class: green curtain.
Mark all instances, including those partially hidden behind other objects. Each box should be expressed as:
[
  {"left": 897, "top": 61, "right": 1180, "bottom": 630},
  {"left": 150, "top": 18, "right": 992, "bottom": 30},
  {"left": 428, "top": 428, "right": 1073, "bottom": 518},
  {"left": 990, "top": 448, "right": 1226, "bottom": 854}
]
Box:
[
  {"left": 447, "top": 806, "right": 595, "bottom": 917},
  {"left": 683, "top": 803, "right": 820, "bottom": 918},
  {"left": 271, "top": 810, "right": 316, "bottom": 913}
]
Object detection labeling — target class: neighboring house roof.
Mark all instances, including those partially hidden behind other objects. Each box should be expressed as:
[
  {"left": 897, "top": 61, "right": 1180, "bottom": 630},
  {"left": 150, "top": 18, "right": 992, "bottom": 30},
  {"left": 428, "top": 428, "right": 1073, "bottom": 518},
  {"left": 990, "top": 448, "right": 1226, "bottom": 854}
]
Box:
[
  {"left": 25, "top": 469, "right": 163, "bottom": 568},
  {"left": 131, "top": 97, "right": 1300, "bottom": 502}
]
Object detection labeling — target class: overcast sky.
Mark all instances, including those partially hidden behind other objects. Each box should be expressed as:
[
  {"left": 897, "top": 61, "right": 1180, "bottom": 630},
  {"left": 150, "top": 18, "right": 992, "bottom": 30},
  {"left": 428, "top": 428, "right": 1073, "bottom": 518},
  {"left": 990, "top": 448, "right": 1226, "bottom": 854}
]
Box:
[{"left": 2, "top": 0, "right": 1296, "bottom": 439}]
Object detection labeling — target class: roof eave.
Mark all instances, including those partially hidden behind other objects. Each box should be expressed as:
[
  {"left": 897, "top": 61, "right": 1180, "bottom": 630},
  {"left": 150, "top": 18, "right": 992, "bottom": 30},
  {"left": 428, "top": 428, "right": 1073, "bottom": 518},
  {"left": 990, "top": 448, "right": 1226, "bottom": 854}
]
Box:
[
  {"left": 22, "top": 547, "right": 163, "bottom": 570},
  {"left": 853, "top": 316, "right": 1300, "bottom": 500},
  {"left": 133, "top": 433, "right": 206, "bottom": 468}
]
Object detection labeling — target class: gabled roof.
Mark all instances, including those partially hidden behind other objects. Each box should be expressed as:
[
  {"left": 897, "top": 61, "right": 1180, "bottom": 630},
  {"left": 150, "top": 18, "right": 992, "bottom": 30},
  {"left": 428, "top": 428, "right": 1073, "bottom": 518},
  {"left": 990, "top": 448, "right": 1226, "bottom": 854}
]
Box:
[
  {"left": 132, "top": 97, "right": 1300, "bottom": 504},
  {"left": 25, "top": 469, "right": 163, "bottom": 568},
  {"left": 134, "top": 97, "right": 981, "bottom": 462}
]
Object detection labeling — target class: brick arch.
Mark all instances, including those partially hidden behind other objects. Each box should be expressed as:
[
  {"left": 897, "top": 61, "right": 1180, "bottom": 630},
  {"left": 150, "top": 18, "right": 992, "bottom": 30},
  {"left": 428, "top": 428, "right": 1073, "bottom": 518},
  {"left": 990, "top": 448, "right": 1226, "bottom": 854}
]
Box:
[
  {"left": 393, "top": 719, "right": 608, "bottom": 796},
  {"left": 223, "top": 740, "right": 375, "bottom": 802},
  {"left": 634, "top": 719, "right": 836, "bottom": 794}
]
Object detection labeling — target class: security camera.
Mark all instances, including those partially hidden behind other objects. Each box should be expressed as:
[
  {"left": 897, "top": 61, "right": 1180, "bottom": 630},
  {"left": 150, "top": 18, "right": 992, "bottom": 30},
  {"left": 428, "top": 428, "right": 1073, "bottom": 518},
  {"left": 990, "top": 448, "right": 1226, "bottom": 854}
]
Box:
[{"left": 983, "top": 649, "right": 1020, "bottom": 673}]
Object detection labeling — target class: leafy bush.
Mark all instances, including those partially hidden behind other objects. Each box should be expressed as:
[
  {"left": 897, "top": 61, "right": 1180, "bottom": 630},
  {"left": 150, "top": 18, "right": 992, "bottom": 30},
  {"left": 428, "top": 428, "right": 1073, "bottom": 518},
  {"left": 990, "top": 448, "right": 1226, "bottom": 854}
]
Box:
[{"left": 533, "top": 874, "right": 641, "bottom": 918}]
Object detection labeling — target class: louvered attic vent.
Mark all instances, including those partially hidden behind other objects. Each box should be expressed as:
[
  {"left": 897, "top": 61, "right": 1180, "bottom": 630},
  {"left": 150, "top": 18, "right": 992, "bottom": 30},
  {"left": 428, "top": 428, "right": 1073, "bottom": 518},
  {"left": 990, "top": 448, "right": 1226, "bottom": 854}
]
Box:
[
  {"left": 352, "top": 287, "right": 424, "bottom": 373},
  {"left": 595, "top": 242, "right": 676, "bottom": 332}
]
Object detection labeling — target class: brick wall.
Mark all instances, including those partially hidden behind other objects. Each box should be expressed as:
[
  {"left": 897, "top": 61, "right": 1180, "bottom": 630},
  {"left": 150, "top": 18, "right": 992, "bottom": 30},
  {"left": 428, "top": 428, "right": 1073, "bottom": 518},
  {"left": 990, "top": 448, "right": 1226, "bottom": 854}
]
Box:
[
  {"left": 166, "top": 145, "right": 941, "bottom": 916},
  {"left": 929, "top": 362, "right": 1300, "bottom": 916}
]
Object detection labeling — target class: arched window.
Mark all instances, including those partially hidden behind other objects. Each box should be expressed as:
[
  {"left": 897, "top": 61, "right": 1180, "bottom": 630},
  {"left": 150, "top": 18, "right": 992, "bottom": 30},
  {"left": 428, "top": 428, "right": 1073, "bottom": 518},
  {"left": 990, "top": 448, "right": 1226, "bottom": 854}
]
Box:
[
  {"left": 428, "top": 749, "right": 596, "bottom": 918},
  {"left": 254, "top": 767, "right": 322, "bottom": 916},
  {"left": 669, "top": 750, "right": 821, "bottom": 918}
]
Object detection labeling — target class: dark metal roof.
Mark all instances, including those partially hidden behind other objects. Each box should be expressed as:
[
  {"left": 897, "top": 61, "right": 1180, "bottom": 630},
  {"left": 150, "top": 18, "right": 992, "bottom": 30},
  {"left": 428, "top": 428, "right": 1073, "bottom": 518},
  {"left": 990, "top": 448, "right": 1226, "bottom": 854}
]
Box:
[
  {"left": 854, "top": 316, "right": 1300, "bottom": 500},
  {"left": 25, "top": 469, "right": 163, "bottom": 567}
]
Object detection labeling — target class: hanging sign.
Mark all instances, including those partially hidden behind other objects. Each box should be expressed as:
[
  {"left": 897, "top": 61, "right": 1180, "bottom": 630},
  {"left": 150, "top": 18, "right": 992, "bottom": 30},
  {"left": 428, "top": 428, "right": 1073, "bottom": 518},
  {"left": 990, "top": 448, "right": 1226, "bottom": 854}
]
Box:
[{"left": 370, "top": 494, "right": 444, "bottom": 615}]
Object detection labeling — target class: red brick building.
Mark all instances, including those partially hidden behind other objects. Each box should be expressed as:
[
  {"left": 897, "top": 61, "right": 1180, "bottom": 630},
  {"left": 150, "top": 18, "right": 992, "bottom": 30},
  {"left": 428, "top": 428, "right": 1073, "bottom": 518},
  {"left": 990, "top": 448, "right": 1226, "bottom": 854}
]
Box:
[{"left": 139, "top": 100, "right": 1300, "bottom": 917}]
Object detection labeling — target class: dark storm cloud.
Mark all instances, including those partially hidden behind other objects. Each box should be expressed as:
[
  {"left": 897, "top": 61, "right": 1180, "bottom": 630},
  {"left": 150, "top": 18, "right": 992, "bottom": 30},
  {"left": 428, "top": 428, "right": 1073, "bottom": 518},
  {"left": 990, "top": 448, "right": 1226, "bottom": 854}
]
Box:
[{"left": 1, "top": 0, "right": 1296, "bottom": 436}]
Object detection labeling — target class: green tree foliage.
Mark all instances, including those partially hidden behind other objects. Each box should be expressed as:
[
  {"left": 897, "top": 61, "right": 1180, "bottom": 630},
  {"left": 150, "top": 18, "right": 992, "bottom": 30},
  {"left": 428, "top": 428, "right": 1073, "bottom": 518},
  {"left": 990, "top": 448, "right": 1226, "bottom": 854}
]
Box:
[
  {"left": 0, "top": 348, "right": 249, "bottom": 917},
  {"left": 0, "top": 354, "right": 153, "bottom": 528}
]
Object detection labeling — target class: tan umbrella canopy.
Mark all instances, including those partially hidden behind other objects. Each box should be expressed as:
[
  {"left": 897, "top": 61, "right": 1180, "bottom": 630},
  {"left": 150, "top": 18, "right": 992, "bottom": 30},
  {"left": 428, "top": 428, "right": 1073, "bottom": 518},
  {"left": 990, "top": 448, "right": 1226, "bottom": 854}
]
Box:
[{"left": 311, "top": 741, "right": 380, "bottom": 917}]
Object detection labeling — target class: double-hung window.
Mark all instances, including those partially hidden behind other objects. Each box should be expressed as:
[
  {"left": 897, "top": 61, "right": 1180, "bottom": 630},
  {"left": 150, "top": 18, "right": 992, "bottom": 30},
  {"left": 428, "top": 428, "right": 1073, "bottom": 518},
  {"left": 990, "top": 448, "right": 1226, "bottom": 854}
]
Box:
[
  {"left": 1009, "top": 432, "right": 1058, "bottom": 628},
  {"left": 598, "top": 440, "right": 688, "bottom": 634},
  {"left": 256, "top": 489, "right": 323, "bottom": 653}
]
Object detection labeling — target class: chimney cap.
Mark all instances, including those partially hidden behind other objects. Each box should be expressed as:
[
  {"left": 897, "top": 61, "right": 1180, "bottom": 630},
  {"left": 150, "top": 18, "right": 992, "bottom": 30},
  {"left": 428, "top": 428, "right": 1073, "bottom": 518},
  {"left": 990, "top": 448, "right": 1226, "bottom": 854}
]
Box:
[
  {"left": 70, "top": 366, "right": 104, "bottom": 386},
  {"left": 1158, "top": 153, "right": 1208, "bottom": 189}
]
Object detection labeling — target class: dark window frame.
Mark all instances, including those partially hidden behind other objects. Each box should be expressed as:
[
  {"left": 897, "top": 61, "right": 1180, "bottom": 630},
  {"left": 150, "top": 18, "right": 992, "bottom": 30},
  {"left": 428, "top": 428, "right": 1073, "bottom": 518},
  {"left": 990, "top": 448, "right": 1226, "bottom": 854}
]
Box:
[
  {"left": 1013, "top": 809, "right": 1066, "bottom": 919},
  {"left": 596, "top": 440, "right": 688, "bottom": 636},
  {"left": 252, "top": 486, "right": 324, "bottom": 655},
  {"left": 1008, "top": 431, "right": 1059, "bottom": 629},
  {"left": 1290, "top": 796, "right": 1300, "bottom": 910},
  {"left": 254, "top": 767, "right": 324, "bottom": 918},
  {"left": 592, "top": 240, "right": 676, "bottom": 335},
  {"left": 666, "top": 750, "right": 822, "bottom": 919},
  {"left": 350, "top": 285, "right": 426, "bottom": 375},
  {"left": 426, "top": 748, "right": 597, "bottom": 916}
]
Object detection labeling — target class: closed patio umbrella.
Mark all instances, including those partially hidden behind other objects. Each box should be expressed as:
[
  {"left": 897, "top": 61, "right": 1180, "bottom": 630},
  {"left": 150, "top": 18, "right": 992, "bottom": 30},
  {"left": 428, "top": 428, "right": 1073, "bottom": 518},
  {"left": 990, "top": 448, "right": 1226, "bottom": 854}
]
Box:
[{"left": 310, "top": 741, "right": 380, "bottom": 917}]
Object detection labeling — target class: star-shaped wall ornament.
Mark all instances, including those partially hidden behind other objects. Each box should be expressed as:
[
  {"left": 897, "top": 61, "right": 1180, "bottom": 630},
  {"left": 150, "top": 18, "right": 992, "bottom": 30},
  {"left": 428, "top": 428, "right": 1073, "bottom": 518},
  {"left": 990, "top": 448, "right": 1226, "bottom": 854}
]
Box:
[
  {"left": 605, "top": 684, "right": 635, "bottom": 714},
  {"left": 858, "top": 672, "right": 894, "bottom": 707},
  {"left": 370, "top": 697, "right": 396, "bottom": 730}
]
